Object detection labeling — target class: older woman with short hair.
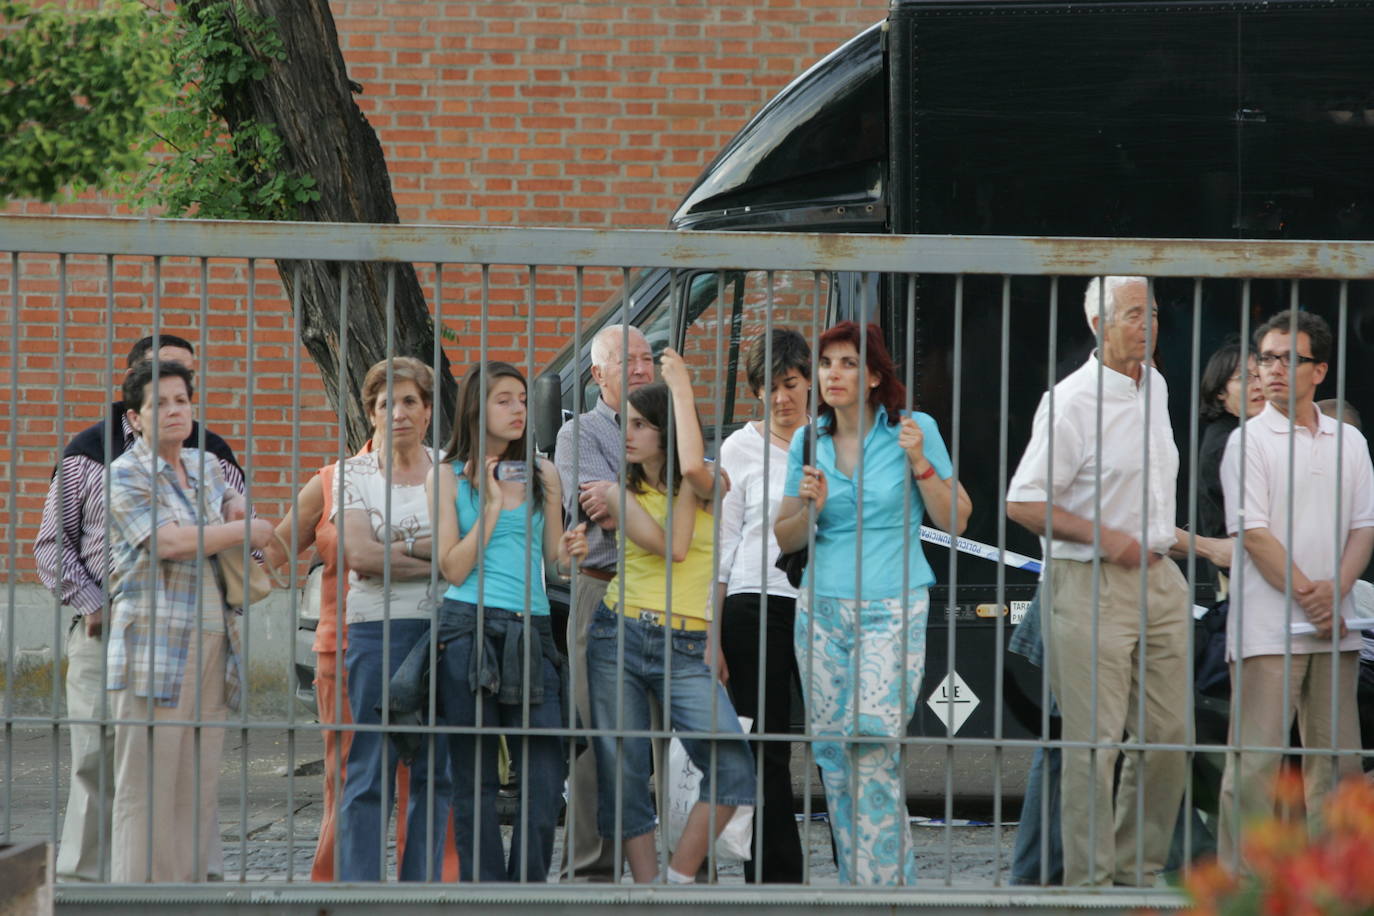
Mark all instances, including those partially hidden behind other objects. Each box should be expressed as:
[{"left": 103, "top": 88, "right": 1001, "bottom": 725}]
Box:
[
  {"left": 106, "top": 358, "right": 275, "bottom": 882},
  {"left": 336, "top": 356, "right": 452, "bottom": 882}
]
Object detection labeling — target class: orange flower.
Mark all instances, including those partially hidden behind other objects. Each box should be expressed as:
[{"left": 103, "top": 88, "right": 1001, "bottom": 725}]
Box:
[{"left": 1172, "top": 772, "right": 1374, "bottom": 916}]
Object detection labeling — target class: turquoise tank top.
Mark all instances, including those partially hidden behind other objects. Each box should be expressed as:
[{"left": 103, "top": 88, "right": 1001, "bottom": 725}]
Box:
[{"left": 443, "top": 467, "right": 551, "bottom": 615}]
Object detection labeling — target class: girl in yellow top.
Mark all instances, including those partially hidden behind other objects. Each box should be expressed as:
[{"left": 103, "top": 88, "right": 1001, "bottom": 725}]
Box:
[{"left": 585, "top": 348, "right": 755, "bottom": 884}]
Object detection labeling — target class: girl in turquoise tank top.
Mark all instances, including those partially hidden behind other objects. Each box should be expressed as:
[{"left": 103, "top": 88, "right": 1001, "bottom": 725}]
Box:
[
  {"left": 429, "top": 361, "right": 587, "bottom": 882},
  {"left": 584, "top": 349, "right": 756, "bottom": 884}
]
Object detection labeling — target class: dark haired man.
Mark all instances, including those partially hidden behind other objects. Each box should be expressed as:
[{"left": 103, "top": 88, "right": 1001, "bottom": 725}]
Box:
[
  {"left": 33, "top": 334, "right": 243, "bottom": 882},
  {"left": 1217, "top": 310, "right": 1374, "bottom": 867}
]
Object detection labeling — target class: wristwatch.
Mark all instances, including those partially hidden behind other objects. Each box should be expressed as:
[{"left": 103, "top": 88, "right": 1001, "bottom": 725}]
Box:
[{"left": 404, "top": 534, "right": 416, "bottom": 557}]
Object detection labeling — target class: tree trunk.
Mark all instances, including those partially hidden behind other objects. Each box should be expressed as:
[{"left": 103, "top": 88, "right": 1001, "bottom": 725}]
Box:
[{"left": 197, "top": 0, "right": 457, "bottom": 451}]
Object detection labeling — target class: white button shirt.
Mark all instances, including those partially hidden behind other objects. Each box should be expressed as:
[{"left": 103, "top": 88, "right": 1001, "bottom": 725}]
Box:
[
  {"left": 1221, "top": 403, "right": 1374, "bottom": 659},
  {"left": 717, "top": 422, "right": 799, "bottom": 598},
  {"left": 1008, "top": 354, "right": 1179, "bottom": 562}
]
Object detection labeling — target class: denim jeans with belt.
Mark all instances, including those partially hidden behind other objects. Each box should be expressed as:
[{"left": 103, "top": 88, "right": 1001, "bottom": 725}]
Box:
[
  {"left": 586, "top": 602, "right": 755, "bottom": 841},
  {"left": 438, "top": 599, "right": 567, "bottom": 882},
  {"left": 340, "top": 618, "right": 452, "bottom": 881}
]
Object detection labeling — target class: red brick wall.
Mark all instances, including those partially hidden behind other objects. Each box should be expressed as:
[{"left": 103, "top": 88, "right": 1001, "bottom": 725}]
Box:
[{"left": 2, "top": 0, "right": 887, "bottom": 579}]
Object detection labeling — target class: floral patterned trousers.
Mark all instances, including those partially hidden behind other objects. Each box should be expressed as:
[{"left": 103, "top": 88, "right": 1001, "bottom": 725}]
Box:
[{"left": 795, "top": 589, "right": 928, "bottom": 885}]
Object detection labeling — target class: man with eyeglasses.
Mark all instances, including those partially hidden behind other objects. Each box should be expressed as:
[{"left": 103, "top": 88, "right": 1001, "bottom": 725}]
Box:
[{"left": 1217, "top": 309, "right": 1374, "bottom": 867}]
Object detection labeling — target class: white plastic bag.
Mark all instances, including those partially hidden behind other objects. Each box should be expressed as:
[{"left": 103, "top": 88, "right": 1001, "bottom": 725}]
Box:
[{"left": 664, "top": 716, "right": 755, "bottom": 861}]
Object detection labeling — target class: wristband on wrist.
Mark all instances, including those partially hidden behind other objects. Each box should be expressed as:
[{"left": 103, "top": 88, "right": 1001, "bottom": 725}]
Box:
[{"left": 915, "top": 463, "right": 937, "bottom": 481}]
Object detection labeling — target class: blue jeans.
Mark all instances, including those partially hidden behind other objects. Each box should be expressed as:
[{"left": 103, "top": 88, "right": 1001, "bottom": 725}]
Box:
[
  {"left": 586, "top": 603, "right": 755, "bottom": 840},
  {"left": 1011, "top": 746, "right": 1063, "bottom": 885},
  {"left": 340, "top": 619, "right": 452, "bottom": 881},
  {"left": 438, "top": 601, "right": 567, "bottom": 882}
]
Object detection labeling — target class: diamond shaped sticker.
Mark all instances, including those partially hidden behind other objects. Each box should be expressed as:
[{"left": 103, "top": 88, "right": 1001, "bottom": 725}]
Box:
[{"left": 926, "top": 670, "right": 980, "bottom": 734}]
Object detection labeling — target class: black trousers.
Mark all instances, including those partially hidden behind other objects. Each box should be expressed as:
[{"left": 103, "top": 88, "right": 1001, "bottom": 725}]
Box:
[
  {"left": 1358, "top": 657, "right": 1374, "bottom": 772},
  {"left": 720, "top": 592, "right": 805, "bottom": 883}
]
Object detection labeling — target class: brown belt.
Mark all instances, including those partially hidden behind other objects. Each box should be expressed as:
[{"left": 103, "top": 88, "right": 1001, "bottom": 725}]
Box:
[{"left": 578, "top": 567, "right": 614, "bottom": 583}]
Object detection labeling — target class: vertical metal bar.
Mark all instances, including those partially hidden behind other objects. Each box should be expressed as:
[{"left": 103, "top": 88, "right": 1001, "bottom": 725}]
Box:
[
  {"left": 285, "top": 260, "right": 304, "bottom": 881},
  {"left": 1038, "top": 276, "right": 1060, "bottom": 886},
  {"left": 1181, "top": 277, "right": 1203, "bottom": 875},
  {"left": 851, "top": 291, "right": 867, "bottom": 885},
  {"left": 1131, "top": 277, "right": 1157, "bottom": 885},
  {"left": 238, "top": 257, "right": 258, "bottom": 881},
  {"left": 711, "top": 266, "right": 731, "bottom": 883},
  {"left": 1330, "top": 281, "right": 1350, "bottom": 784},
  {"left": 51, "top": 254, "right": 67, "bottom": 859},
  {"left": 991, "top": 275, "right": 1009, "bottom": 883},
  {"left": 564, "top": 264, "right": 584, "bottom": 880},
  {"left": 331, "top": 262, "right": 351, "bottom": 883},
  {"left": 611, "top": 268, "right": 628, "bottom": 883},
  {"left": 193, "top": 257, "right": 210, "bottom": 883},
  {"left": 472, "top": 263, "right": 489, "bottom": 882},
  {"left": 1226, "top": 279, "right": 1252, "bottom": 870},
  {"left": 898, "top": 275, "right": 915, "bottom": 887},
  {"left": 753, "top": 272, "right": 775, "bottom": 877},
  {"left": 2, "top": 251, "right": 16, "bottom": 844},
  {"left": 519, "top": 263, "right": 538, "bottom": 883},
  {"left": 799, "top": 270, "right": 821, "bottom": 887},
  {"left": 142, "top": 258, "right": 163, "bottom": 884},
  {"left": 1087, "top": 276, "right": 1106, "bottom": 884},
  {"left": 378, "top": 262, "right": 400, "bottom": 881},
  {"left": 414, "top": 269, "right": 435, "bottom": 886},
  {"left": 98, "top": 253, "right": 115, "bottom": 882},
  {"left": 1278, "top": 289, "right": 1299, "bottom": 818},
  {"left": 658, "top": 268, "right": 680, "bottom": 884},
  {"left": 428, "top": 262, "right": 445, "bottom": 885},
  {"left": 940, "top": 277, "right": 963, "bottom": 885}
]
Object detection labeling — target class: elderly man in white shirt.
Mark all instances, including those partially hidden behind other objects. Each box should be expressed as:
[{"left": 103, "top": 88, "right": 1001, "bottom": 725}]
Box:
[
  {"left": 1007, "top": 276, "right": 1230, "bottom": 887},
  {"left": 1217, "top": 309, "right": 1374, "bottom": 867}
]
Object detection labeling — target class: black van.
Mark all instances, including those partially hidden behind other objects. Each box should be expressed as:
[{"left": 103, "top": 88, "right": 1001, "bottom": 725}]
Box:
[{"left": 530, "top": 0, "right": 1374, "bottom": 752}]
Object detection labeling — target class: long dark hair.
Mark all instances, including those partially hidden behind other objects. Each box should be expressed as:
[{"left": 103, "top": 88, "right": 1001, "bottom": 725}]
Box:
[
  {"left": 444, "top": 361, "right": 545, "bottom": 507},
  {"left": 1199, "top": 341, "right": 1242, "bottom": 424},
  {"left": 624, "top": 381, "right": 685, "bottom": 497},
  {"left": 816, "top": 321, "right": 905, "bottom": 434}
]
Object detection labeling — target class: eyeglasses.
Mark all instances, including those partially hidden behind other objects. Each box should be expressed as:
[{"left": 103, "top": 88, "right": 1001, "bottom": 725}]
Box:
[{"left": 1256, "top": 352, "right": 1318, "bottom": 369}]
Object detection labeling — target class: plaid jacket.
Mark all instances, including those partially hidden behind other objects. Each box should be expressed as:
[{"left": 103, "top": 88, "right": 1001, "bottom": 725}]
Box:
[{"left": 105, "top": 437, "right": 243, "bottom": 710}]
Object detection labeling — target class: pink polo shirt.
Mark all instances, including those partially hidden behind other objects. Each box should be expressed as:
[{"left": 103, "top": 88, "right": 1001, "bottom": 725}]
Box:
[{"left": 1221, "top": 402, "right": 1374, "bottom": 660}]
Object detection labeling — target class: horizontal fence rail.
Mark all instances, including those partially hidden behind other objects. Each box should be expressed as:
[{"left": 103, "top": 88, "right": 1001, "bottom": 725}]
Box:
[
  {"left": 3, "top": 215, "right": 1372, "bottom": 913},
  {"left": 6, "top": 214, "right": 1374, "bottom": 277}
]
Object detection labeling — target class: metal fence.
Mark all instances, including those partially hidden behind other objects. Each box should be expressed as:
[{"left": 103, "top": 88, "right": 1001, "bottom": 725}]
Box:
[{"left": 4, "top": 215, "right": 1374, "bottom": 913}]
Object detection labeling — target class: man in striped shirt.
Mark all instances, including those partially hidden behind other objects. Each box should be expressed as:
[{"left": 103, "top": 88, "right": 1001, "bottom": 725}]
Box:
[{"left": 33, "top": 334, "right": 244, "bottom": 882}]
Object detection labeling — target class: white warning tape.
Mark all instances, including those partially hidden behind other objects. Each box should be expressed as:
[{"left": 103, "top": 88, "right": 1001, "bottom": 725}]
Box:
[{"left": 918, "top": 526, "right": 1043, "bottom": 575}]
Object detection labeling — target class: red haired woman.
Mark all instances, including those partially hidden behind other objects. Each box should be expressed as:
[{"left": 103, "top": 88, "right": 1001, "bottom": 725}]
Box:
[{"left": 775, "top": 322, "right": 971, "bottom": 885}]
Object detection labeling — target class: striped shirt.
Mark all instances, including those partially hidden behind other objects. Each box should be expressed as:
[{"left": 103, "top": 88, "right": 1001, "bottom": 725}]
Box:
[
  {"left": 105, "top": 437, "right": 244, "bottom": 710},
  {"left": 554, "top": 398, "right": 623, "bottom": 571},
  {"left": 33, "top": 408, "right": 244, "bottom": 617}
]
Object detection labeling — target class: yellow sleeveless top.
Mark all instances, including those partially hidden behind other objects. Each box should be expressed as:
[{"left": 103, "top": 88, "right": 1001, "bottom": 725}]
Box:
[{"left": 604, "top": 487, "right": 715, "bottom": 621}]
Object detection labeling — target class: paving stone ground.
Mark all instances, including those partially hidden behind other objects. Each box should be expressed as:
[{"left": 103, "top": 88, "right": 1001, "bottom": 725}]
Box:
[{"left": 3, "top": 726, "right": 1018, "bottom": 886}]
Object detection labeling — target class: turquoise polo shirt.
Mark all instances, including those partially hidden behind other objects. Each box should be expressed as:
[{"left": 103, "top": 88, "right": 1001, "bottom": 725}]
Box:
[
  {"left": 444, "top": 471, "right": 551, "bottom": 615},
  {"left": 784, "top": 406, "right": 953, "bottom": 600}
]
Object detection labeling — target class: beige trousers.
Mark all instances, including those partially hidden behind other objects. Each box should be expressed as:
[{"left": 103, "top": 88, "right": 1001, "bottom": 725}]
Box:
[
  {"left": 560, "top": 574, "right": 616, "bottom": 880},
  {"left": 1044, "top": 559, "right": 1191, "bottom": 887},
  {"left": 1217, "top": 650, "right": 1361, "bottom": 868},
  {"left": 110, "top": 632, "right": 228, "bottom": 883},
  {"left": 56, "top": 621, "right": 115, "bottom": 881}
]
